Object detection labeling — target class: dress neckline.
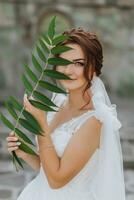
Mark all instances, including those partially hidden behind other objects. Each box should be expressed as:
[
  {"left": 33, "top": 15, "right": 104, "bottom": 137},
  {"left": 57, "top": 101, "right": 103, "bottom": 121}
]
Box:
[
  {"left": 58, "top": 109, "right": 94, "bottom": 127},
  {"left": 49, "top": 95, "right": 95, "bottom": 131}
]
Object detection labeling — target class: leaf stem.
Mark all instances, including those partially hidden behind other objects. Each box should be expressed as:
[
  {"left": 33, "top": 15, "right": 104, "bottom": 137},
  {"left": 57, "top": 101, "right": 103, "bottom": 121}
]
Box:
[{"left": 13, "top": 48, "right": 52, "bottom": 134}]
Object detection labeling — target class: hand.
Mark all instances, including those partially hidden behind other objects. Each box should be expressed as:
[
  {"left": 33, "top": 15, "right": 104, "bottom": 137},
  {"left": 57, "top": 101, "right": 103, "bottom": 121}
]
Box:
[
  {"left": 23, "top": 94, "right": 48, "bottom": 132},
  {"left": 6, "top": 131, "right": 27, "bottom": 159}
]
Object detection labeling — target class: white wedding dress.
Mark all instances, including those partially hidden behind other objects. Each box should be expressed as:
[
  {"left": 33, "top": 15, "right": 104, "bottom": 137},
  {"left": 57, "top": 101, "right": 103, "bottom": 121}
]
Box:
[{"left": 17, "top": 76, "right": 126, "bottom": 200}]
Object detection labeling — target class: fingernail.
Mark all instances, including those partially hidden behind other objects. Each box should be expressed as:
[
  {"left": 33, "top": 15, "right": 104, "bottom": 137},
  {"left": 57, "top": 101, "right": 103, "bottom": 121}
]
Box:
[
  {"left": 16, "top": 142, "right": 21, "bottom": 145},
  {"left": 29, "top": 96, "right": 34, "bottom": 100},
  {"left": 24, "top": 93, "right": 27, "bottom": 99}
]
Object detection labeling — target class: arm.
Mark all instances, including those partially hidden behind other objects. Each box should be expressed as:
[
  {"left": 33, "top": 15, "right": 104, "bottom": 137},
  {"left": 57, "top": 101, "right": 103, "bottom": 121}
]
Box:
[
  {"left": 38, "top": 116, "right": 102, "bottom": 189},
  {"left": 21, "top": 153, "right": 40, "bottom": 171}
]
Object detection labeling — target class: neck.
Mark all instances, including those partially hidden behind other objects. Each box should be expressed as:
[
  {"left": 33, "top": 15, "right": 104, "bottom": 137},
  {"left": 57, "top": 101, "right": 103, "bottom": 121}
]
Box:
[
  {"left": 66, "top": 88, "right": 93, "bottom": 111},
  {"left": 64, "top": 75, "right": 97, "bottom": 111}
]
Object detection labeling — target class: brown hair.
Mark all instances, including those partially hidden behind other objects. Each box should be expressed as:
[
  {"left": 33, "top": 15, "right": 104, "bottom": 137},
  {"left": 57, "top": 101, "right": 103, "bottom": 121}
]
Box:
[{"left": 53, "top": 27, "right": 103, "bottom": 110}]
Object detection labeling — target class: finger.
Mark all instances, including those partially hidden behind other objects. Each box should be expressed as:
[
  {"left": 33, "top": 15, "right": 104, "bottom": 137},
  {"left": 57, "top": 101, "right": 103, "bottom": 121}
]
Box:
[
  {"left": 8, "top": 146, "right": 19, "bottom": 153},
  {"left": 24, "top": 93, "right": 27, "bottom": 100},
  {"left": 24, "top": 94, "right": 30, "bottom": 103},
  {"left": 7, "top": 142, "right": 21, "bottom": 148},
  {"left": 23, "top": 95, "right": 27, "bottom": 105},
  {"left": 24, "top": 95, "right": 31, "bottom": 107},
  {"left": 29, "top": 95, "right": 34, "bottom": 100},
  {"left": 9, "top": 131, "right": 15, "bottom": 136},
  {"left": 23, "top": 94, "right": 29, "bottom": 105},
  {"left": 6, "top": 137, "right": 18, "bottom": 142}
]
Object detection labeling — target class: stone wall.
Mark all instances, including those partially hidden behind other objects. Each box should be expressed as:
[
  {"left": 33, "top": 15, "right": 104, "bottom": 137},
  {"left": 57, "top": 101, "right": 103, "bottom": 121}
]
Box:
[{"left": 0, "top": 0, "right": 134, "bottom": 100}]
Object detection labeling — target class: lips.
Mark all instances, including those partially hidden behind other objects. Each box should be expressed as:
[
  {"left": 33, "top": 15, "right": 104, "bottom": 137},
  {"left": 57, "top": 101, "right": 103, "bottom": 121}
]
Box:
[
  {"left": 69, "top": 78, "right": 77, "bottom": 80},
  {"left": 67, "top": 79, "right": 76, "bottom": 81}
]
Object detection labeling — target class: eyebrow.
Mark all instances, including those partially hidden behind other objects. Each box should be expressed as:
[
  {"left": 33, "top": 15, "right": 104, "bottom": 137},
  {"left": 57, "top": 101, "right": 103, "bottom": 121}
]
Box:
[{"left": 73, "top": 59, "right": 85, "bottom": 62}]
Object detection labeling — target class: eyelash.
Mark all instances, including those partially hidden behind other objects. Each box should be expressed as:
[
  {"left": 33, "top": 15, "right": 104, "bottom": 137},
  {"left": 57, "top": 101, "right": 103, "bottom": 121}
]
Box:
[{"left": 74, "top": 62, "right": 85, "bottom": 67}]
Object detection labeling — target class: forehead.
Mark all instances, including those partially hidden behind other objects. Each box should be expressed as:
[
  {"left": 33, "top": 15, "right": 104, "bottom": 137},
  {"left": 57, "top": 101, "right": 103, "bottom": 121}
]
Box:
[{"left": 60, "top": 43, "right": 84, "bottom": 59}]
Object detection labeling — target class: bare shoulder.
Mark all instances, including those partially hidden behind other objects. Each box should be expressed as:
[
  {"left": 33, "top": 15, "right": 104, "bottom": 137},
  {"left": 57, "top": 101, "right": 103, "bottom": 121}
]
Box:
[
  {"left": 72, "top": 116, "right": 102, "bottom": 148},
  {"left": 82, "top": 115, "right": 102, "bottom": 133},
  {"left": 63, "top": 115, "right": 102, "bottom": 159}
]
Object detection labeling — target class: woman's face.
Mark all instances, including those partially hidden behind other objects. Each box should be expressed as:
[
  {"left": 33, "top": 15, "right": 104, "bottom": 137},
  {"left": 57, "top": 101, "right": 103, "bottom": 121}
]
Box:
[{"left": 56, "top": 43, "right": 88, "bottom": 91}]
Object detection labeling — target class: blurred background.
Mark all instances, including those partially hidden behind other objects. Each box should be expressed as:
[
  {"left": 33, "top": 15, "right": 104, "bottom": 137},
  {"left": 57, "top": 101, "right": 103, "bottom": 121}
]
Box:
[{"left": 0, "top": 0, "right": 134, "bottom": 199}]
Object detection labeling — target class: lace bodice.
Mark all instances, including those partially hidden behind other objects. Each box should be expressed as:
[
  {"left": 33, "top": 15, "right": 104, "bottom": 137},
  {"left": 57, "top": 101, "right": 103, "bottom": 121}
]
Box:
[{"left": 47, "top": 92, "right": 98, "bottom": 158}]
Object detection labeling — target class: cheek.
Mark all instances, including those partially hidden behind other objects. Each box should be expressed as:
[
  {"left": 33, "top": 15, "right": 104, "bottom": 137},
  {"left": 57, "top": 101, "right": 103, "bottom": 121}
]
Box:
[
  {"left": 56, "top": 67, "right": 86, "bottom": 86},
  {"left": 56, "top": 66, "right": 64, "bottom": 73},
  {"left": 75, "top": 68, "right": 85, "bottom": 80},
  {"left": 59, "top": 72, "right": 86, "bottom": 89}
]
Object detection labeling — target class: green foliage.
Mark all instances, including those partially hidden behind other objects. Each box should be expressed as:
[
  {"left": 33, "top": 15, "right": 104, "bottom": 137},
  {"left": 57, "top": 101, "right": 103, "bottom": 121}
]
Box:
[
  {"left": 0, "top": 16, "right": 72, "bottom": 171},
  {"left": 29, "top": 100, "right": 57, "bottom": 112},
  {"left": 5, "top": 101, "right": 18, "bottom": 120},
  {"left": 32, "top": 54, "right": 42, "bottom": 73},
  {"left": 44, "top": 69, "right": 73, "bottom": 80},
  {"left": 19, "top": 141, "right": 36, "bottom": 155},
  {"left": 22, "top": 74, "right": 33, "bottom": 93},
  {"left": 24, "top": 64, "right": 38, "bottom": 83},
  {"left": 9, "top": 96, "right": 23, "bottom": 111},
  {"left": 0, "top": 113, "right": 14, "bottom": 130},
  {"left": 51, "top": 45, "right": 73, "bottom": 54},
  {"left": 48, "top": 57, "right": 73, "bottom": 66},
  {"left": 14, "top": 128, "right": 35, "bottom": 146},
  {"left": 33, "top": 90, "right": 58, "bottom": 107},
  {"left": 39, "top": 80, "right": 68, "bottom": 94}
]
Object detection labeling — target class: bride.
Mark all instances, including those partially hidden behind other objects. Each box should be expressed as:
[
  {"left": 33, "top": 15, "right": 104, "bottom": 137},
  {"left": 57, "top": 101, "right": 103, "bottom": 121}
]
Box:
[{"left": 6, "top": 28, "right": 126, "bottom": 199}]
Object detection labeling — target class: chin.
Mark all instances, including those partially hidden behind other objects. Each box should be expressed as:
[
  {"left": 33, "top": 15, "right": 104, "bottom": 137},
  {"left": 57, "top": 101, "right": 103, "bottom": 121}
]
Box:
[
  {"left": 59, "top": 79, "right": 87, "bottom": 90},
  {"left": 62, "top": 82, "right": 85, "bottom": 91}
]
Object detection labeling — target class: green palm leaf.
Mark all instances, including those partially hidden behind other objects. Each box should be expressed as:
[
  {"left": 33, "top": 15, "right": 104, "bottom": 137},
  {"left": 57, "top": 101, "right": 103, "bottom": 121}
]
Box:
[
  {"left": 0, "top": 113, "right": 14, "bottom": 130},
  {"left": 9, "top": 96, "right": 23, "bottom": 111},
  {"left": 19, "top": 118, "right": 42, "bottom": 135},
  {"left": 12, "top": 151, "right": 24, "bottom": 170},
  {"left": 19, "top": 141, "right": 37, "bottom": 155},
  {"left": 14, "top": 128, "right": 35, "bottom": 146},
  {"left": 1, "top": 16, "right": 74, "bottom": 171},
  {"left": 22, "top": 110, "right": 43, "bottom": 132},
  {"left": 42, "top": 34, "right": 51, "bottom": 45},
  {"left": 39, "top": 38, "right": 49, "bottom": 53},
  {"left": 44, "top": 69, "right": 72, "bottom": 80},
  {"left": 39, "top": 80, "right": 67, "bottom": 94},
  {"left": 33, "top": 90, "right": 58, "bottom": 107},
  {"left": 36, "top": 45, "right": 46, "bottom": 62},
  {"left": 52, "top": 35, "right": 69, "bottom": 45},
  {"left": 24, "top": 64, "right": 38, "bottom": 83},
  {"left": 12, "top": 153, "right": 18, "bottom": 171},
  {"left": 32, "top": 54, "right": 42, "bottom": 73},
  {"left": 48, "top": 16, "right": 56, "bottom": 40},
  {"left": 51, "top": 45, "right": 73, "bottom": 54},
  {"left": 48, "top": 57, "right": 73, "bottom": 66},
  {"left": 5, "top": 101, "right": 18, "bottom": 120},
  {"left": 29, "top": 100, "right": 57, "bottom": 112},
  {"left": 22, "top": 74, "right": 33, "bottom": 93}
]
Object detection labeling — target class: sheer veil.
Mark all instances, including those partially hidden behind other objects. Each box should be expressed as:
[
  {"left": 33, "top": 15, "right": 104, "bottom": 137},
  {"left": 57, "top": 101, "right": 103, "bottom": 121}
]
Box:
[
  {"left": 90, "top": 75, "right": 126, "bottom": 200},
  {"left": 50, "top": 75, "right": 126, "bottom": 199}
]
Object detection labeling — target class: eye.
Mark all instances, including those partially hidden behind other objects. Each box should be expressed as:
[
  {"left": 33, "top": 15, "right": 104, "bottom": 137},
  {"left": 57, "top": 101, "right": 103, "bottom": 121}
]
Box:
[{"left": 74, "top": 62, "right": 85, "bottom": 67}]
